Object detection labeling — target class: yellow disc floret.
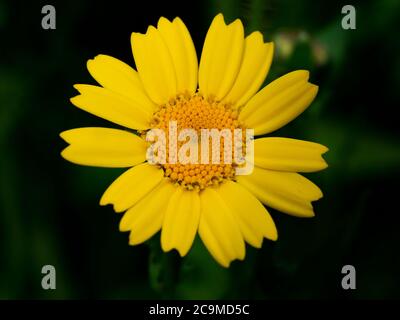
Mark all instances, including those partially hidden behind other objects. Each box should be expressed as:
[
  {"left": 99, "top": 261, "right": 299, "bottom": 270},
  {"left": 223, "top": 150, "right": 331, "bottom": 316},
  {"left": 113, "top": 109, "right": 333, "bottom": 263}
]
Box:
[{"left": 147, "top": 93, "right": 245, "bottom": 191}]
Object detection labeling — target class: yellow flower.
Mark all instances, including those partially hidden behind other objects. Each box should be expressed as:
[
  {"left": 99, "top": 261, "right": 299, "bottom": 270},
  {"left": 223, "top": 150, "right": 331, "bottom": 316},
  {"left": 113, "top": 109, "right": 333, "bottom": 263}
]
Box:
[{"left": 60, "top": 14, "right": 328, "bottom": 267}]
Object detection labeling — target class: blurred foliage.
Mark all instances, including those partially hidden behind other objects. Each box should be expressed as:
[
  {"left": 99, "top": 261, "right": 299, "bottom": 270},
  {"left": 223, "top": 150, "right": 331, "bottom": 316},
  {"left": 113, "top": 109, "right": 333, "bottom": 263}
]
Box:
[{"left": 0, "top": 0, "right": 399, "bottom": 299}]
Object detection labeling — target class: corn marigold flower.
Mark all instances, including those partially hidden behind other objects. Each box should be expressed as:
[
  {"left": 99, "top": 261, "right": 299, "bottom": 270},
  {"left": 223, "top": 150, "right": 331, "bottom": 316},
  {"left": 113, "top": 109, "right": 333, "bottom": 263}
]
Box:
[{"left": 60, "top": 13, "right": 328, "bottom": 267}]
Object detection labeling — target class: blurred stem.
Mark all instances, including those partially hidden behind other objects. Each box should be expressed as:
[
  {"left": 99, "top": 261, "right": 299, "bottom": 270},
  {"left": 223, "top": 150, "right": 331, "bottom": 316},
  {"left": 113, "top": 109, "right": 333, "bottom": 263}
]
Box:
[
  {"left": 148, "top": 241, "right": 181, "bottom": 298},
  {"left": 246, "top": 0, "right": 266, "bottom": 33},
  {"left": 204, "top": 0, "right": 241, "bottom": 22}
]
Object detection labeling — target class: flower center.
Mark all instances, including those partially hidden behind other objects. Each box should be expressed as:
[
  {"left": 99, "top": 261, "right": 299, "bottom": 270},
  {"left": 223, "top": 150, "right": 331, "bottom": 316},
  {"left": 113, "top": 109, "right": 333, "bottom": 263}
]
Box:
[{"left": 148, "top": 93, "right": 245, "bottom": 191}]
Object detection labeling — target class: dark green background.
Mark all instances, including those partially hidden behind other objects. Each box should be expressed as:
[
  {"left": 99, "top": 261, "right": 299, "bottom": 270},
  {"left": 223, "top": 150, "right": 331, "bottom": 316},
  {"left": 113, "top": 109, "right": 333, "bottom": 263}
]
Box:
[{"left": 1, "top": 0, "right": 399, "bottom": 299}]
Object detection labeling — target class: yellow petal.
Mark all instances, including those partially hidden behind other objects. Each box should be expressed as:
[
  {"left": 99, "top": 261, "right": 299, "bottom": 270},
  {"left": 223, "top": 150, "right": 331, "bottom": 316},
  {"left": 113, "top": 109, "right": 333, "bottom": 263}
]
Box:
[
  {"left": 157, "top": 17, "right": 198, "bottom": 95},
  {"left": 60, "top": 127, "right": 147, "bottom": 167},
  {"left": 198, "top": 187, "right": 245, "bottom": 267},
  {"left": 118, "top": 179, "right": 175, "bottom": 245},
  {"left": 217, "top": 181, "right": 277, "bottom": 248},
  {"left": 100, "top": 163, "right": 164, "bottom": 212},
  {"left": 223, "top": 32, "right": 274, "bottom": 108},
  {"left": 254, "top": 137, "right": 328, "bottom": 172},
  {"left": 236, "top": 166, "right": 322, "bottom": 217},
  {"left": 131, "top": 26, "right": 177, "bottom": 105},
  {"left": 71, "top": 84, "right": 151, "bottom": 130},
  {"left": 87, "top": 54, "right": 156, "bottom": 114},
  {"left": 161, "top": 188, "right": 200, "bottom": 257},
  {"left": 239, "top": 70, "right": 318, "bottom": 135},
  {"left": 198, "top": 14, "right": 244, "bottom": 100}
]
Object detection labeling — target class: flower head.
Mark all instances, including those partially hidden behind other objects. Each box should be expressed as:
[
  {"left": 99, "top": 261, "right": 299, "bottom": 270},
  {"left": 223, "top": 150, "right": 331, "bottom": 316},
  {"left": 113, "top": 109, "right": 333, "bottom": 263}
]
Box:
[{"left": 60, "top": 14, "right": 328, "bottom": 267}]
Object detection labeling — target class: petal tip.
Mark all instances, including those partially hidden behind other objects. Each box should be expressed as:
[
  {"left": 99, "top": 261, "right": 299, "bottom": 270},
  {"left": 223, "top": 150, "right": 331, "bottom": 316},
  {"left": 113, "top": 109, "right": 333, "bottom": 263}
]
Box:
[
  {"left": 128, "top": 234, "right": 141, "bottom": 246},
  {"left": 172, "top": 16, "right": 183, "bottom": 24},
  {"left": 305, "top": 210, "right": 316, "bottom": 218},
  {"left": 160, "top": 240, "right": 171, "bottom": 254},
  {"left": 99, "top": 195, "right": 110, "bottom": 206},
  {"left": 215, "top": 13, "right": 224, "bottom": 20},
  {"left": 320, "top": 144, "right": 329, "bottom": 154},
  {"left": 146, "top": 25, "right": 157, "bottom": 35},
  {"left": 249, "top": 30, "right": 263, "bottom": 41},
  {"left": 268, "top": 232, "right": 278, "bottom": 242},
  {"left": 293, "top": 69, "right": 310, "bottom": 81},
  {"left": 69, "top": 95, "right": 80, "bottom": 106},
  {"left": 310, "top": 83, "right": 319, "bottom": 93},
  {"left": 177, "top": 247, "right": 189, "bottom": 258},
  {"left": 119, "top": 220, "right": 130, "bottom": 232},
  {"left": 113, "top": 204, "right": 126, "bottom": 213},
  {"left": 59, "top": 131, "right": 69, "bottom": 142},
  {"left": 131, "top": 31, "right": 144, "bottom": 43},
  {"left": 268, "top": 41, "right": 275, "bottom": 53},
  {"left": 72, "top": 84, "right": 87, "bottom": 94},
  {"left": 157, "top": 16, "right": 171, "bottom": 28},
  {"left": 230, "top": 18, "right": 243, "bottom": 28},
  {"left": 60, "top": 148, "right": 68, "bottom": 160},
  {"left": 320, "top": 159, "right": 329, "bottom": 170}
]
